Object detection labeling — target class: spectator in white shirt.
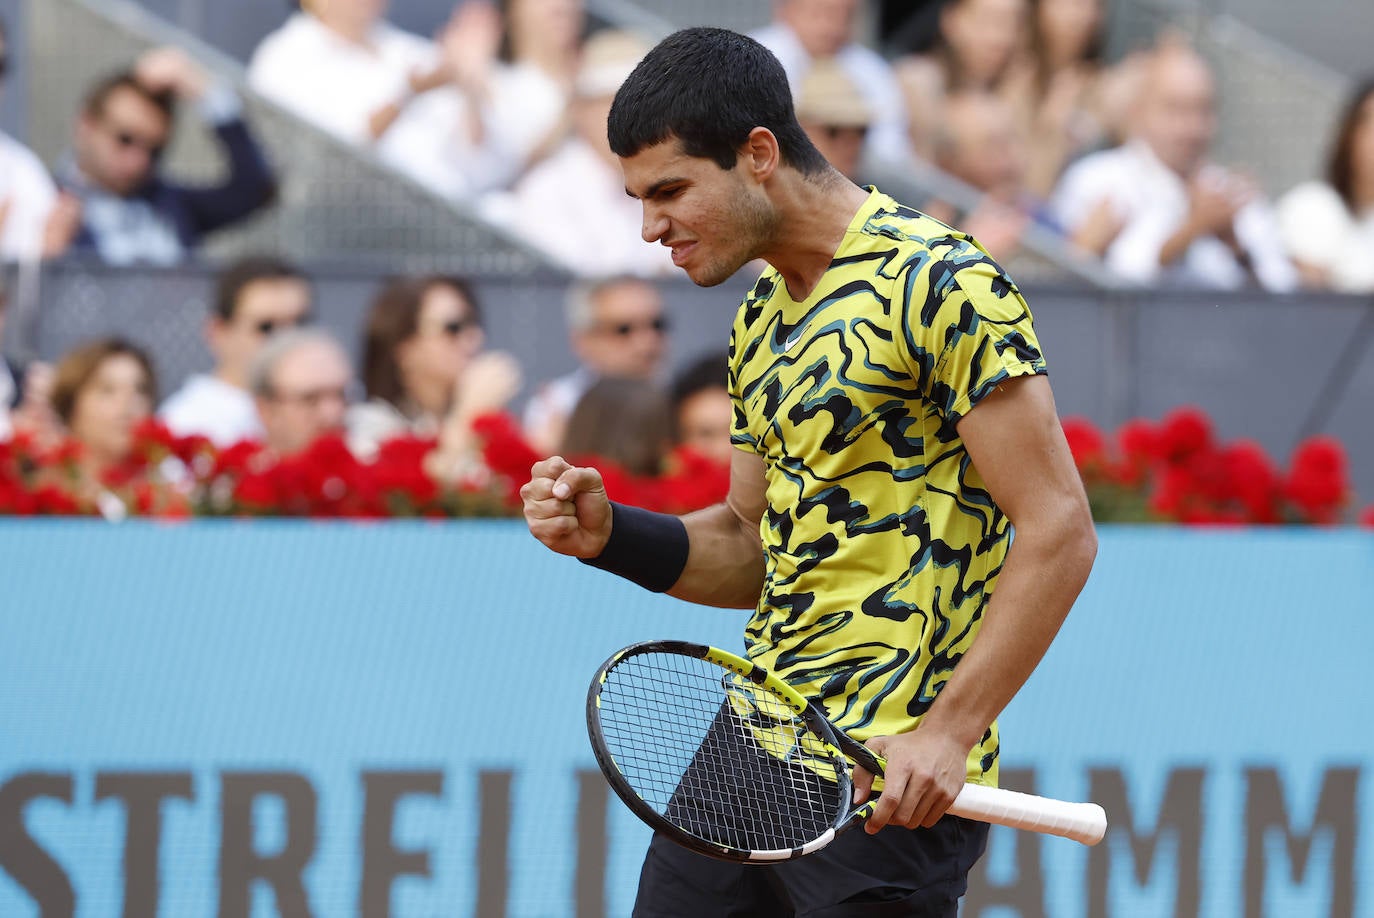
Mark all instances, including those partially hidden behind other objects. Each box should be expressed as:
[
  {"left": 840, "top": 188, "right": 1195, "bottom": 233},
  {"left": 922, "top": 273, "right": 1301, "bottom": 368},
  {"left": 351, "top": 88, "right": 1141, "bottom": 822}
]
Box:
[
  {"left": 894, "top": 0, "right": 1027, "bottom": 163},
  {"left": 0, "top": 15, "right": 58, "bottom": 263},
  {"left": 1277, "top": 78, "right": 1374, "bottom": 293},
  {"left": 522, "top": 275, "right": 670, "bottom": 455},
  {"left": 480, "top": 29, "right": 673, "bottom": 277},
  {"left": 248, "top": 0, "right": 518, "bottom": 199},
  {"left": 159, "top": 256, "right": 313, "bottom": 446},
  {"left": 752, "top": 0, "right": 914, "bottom": 167},
  {"left": 1052, "top": 37, "right": 1297, "bottom": 291}
]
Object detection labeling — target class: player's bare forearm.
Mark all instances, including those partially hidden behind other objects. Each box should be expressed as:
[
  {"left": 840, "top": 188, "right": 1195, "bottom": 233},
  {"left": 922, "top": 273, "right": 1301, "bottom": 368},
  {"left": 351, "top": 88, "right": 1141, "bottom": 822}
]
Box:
[{"left": 666, "top": 500, "right": 767, "bottom": 608}]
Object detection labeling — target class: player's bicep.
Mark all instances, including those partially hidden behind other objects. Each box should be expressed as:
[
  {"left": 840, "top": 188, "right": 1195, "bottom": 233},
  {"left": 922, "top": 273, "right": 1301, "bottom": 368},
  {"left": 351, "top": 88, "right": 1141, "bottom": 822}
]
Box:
[
  {"left": 955, "top": 375, "right": 1088, "bottom": 527},
  {"left": 724, "top": 447, "right": 767, "bottom": 533}
]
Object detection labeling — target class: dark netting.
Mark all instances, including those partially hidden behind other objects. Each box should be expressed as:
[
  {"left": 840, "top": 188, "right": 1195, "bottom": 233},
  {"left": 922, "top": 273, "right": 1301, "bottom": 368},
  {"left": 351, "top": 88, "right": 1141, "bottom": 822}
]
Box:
[{"left": 596, "top": 652, "right": 842, "bottom": 854}]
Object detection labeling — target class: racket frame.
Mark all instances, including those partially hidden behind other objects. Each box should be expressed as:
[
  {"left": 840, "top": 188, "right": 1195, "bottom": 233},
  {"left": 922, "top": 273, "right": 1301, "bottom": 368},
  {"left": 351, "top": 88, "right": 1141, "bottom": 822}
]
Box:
[{"left": 586, "top": 639, "right": 883, "bottom": 863}]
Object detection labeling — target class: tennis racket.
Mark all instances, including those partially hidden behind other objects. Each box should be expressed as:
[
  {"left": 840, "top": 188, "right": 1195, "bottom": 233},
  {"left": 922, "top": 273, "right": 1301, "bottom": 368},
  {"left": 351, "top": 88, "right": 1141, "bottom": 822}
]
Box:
[{"left": 586, "top": 639, "right": 1106, "bottom": 863}]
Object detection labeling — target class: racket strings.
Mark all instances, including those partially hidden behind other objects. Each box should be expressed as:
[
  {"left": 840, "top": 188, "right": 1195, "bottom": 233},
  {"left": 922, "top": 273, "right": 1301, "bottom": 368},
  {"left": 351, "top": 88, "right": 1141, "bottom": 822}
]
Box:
[{"left": 596, "top": 653, "right": 843, "bottom": 853}]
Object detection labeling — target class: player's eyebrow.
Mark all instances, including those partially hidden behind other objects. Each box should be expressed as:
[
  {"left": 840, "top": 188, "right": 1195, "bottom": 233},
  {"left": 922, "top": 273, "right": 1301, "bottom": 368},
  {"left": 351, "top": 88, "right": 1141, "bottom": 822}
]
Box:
[{"left": 626, "top": 177, "right": 688, "bottom": 200}]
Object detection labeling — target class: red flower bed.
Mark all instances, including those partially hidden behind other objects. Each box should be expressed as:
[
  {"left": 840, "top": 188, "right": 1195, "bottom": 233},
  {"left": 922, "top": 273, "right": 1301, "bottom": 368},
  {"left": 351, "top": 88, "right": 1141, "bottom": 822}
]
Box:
[
  {"left": 1062, "top": 407, "right": 1371, "bottom": 526},
  {"left": 0, "top": 413, "right": 732, "bottom": 520},
  {"left": 2, "top": 407, "right": 1366, "bottom": 525}
]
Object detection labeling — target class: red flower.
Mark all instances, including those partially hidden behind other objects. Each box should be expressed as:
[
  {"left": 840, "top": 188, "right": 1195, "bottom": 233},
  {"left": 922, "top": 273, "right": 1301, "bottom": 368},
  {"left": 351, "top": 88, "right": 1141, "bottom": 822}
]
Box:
[
  {"left": 1157, "top": 406, "right": 1212, "bottom": 463},
  {"left": 474, "top": 412, "right": 541, "bottom": 481},
  {"left": 1283, "top": 436, "right": 1349, "bottom": 524},
  {"left": 374, "top": 435, "right": 440, "bottom": 510},
  {"left": 210, "top": 439, "right": 267, "bottom": 480},
  {"left": 1114, "top": 418, "right": 1160, "bottom": 486},
  {"left": 1359, "top": 505, "right": 1374, "bottom": 528},
  {"left": 1219, "top": 440, "right": 1279, "bottom": 523},
  {"left": 1061, "top": 417, "right": 1108, "bottom": 476},
  {"left": 31, "top": 484, "right": 83, "bottom": 516},
  {"left": 657, "top": 447, "right": 731, "bottom": 514},
  {"left": 1148, "top": 464, "right": 1193, "bottom": 518}
]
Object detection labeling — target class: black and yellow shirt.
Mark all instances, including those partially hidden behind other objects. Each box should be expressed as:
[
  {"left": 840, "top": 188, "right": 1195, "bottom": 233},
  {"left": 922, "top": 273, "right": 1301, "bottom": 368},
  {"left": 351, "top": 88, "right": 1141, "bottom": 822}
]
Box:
[{"left": 728, "top": 189, "right": 1047, "bottom": 786}]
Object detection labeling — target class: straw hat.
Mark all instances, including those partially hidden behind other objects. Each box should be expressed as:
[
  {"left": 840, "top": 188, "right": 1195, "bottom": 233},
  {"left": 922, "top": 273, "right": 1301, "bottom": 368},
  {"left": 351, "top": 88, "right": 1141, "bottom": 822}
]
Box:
[{"left": 795, "top": 58, "right": 873, "bottom": 128}]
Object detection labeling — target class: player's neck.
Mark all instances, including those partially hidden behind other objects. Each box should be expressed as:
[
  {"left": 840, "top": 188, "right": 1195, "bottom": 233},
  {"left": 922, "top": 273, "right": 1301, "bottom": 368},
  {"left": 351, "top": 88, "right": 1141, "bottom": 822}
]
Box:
[{"left": 761, "top": 171, "right": 871, "bottom": 302}]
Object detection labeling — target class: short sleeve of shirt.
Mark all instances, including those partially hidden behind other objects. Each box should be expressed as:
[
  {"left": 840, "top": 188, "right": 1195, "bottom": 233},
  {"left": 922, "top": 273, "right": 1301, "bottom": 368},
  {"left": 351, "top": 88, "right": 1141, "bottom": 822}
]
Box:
[
  {"left": 727, "top": 321, "right": 757, "bottom": 452},
  {"left": 897, "top": 242, "right": 1046, "bottom": 432}
]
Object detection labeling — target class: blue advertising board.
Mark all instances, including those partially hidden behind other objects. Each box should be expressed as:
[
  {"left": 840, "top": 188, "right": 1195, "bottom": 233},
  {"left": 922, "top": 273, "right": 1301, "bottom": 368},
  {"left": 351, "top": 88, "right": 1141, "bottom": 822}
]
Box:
[{"left": 0, "top": 521, "right": 1369, "bottom": 916}]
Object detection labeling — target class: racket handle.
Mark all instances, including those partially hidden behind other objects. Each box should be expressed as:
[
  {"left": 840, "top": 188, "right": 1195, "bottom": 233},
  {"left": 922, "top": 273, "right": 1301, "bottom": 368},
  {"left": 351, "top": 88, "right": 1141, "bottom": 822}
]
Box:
[{"left": 949, "top": 783, "right": 1107, "bottom": 846}]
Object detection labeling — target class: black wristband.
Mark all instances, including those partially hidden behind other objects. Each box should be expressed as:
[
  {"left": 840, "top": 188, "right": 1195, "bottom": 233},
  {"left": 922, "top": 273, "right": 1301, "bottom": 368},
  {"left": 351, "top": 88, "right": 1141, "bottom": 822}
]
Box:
[{"left": 579, "top": 502, "right": 689, "bottom": 593}]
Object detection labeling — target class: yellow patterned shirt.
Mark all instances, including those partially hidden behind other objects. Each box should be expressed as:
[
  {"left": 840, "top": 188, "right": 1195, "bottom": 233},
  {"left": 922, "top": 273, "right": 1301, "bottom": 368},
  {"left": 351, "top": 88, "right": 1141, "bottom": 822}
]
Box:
[{"left": 728, "top": 189, "right": 1047, "bottom": 787}]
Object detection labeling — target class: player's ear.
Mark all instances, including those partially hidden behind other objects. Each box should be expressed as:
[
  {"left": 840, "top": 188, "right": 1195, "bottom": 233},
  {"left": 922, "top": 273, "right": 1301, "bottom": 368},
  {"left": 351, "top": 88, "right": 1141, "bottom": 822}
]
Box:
[{"left": 740, "top": 127, "right": 780, "bottom": 184}]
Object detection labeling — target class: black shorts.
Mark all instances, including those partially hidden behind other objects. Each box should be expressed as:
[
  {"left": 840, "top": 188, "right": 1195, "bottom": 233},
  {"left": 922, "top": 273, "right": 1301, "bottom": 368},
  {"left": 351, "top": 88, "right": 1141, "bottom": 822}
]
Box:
[{"left": 632, "top": 813, "right": 988, "bottom": 917}]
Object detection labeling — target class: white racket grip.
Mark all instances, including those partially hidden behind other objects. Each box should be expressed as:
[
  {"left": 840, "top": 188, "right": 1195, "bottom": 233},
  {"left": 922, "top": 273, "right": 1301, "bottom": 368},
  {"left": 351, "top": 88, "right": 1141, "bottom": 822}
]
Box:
[{"left": 949, "top": 783, "right": 1107, "bottom": 846}]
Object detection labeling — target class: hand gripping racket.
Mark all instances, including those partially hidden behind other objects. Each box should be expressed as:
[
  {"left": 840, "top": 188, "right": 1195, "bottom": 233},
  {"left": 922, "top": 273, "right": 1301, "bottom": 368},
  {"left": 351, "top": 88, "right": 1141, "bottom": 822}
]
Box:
[{"left": 586, "top": 640, "right": 1106, "bottom": 863}]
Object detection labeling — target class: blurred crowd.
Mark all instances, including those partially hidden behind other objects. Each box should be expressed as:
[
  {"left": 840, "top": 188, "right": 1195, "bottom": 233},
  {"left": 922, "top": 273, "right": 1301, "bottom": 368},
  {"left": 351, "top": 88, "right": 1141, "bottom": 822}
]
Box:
[{"left": 2, "top": 0, "right": 1373, "bottom": 516}]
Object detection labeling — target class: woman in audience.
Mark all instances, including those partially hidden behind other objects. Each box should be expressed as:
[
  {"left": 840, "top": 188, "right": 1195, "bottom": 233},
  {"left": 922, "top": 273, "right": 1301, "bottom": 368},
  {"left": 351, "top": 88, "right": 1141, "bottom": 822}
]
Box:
[
  {"left": 1277, "top": 78, "right": 1374, "bottom": 292},
  {"left": 1002, "top": 0, "right": 1127, "bottom": 197},
  {"left": 349, "top": 275, "right": 520, "bottom": 473},
  {"left": 490, "top": 0, "right": 586, "bottom": 177},
  {"left": 49, "top": 338, "right": 157, "bottom": 496},
  {"left": 895, "top": 0, "right": 1028, "bottom": 160}
]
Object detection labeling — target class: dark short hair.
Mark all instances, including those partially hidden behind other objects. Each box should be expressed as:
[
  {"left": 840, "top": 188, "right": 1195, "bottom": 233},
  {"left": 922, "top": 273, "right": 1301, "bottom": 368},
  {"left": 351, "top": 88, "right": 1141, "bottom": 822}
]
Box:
[
  {"left": 361, "top": 275, "right": 482, "bottom": 407},
  {"left": 671, "top": 351, "right": 728, "bottom": 409},
  {"left": 608, "top": 27, "right": 828, "bottom": 174},
  {"left": 562, "top": 375, "right": 672, "bottom": 476},
  {"left": 82, "top": 69, "right": 176, "bottom": 123},
  {"left": 1327, "top": 77, "right": 1374, "bottom": 212},
  {"left": 213, "top": 255, "right": 307, "bottom": 322},
  {"left": 670, "top": 351, "right": 729, "bottom": 444},
  {"left": 51, "top": 337, "right": 157, "bottom": 425}
]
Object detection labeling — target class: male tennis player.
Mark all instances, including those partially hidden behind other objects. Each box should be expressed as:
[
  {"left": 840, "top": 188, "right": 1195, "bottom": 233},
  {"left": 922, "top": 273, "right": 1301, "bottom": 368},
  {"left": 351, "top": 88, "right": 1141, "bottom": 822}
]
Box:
[{"left": 522, "top": 27, "right": 1096, "bottom": 916}]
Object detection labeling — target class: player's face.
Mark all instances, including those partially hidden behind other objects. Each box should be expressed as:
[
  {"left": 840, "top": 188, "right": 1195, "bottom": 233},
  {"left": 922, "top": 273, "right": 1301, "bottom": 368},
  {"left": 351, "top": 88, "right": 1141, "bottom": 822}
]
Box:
[{"left": 622, "top": 140, "right": 776, "bottom": 288}]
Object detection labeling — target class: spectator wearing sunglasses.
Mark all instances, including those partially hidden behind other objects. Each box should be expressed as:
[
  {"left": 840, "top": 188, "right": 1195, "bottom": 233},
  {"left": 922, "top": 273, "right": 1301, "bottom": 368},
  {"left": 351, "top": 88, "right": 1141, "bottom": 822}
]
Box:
[
  {"left": 523, "top": 275, "right": 670, "bottom": 454},
  {"left": 46, "top": 47, "right": 276, "bottom": 265},
  {"left": 349, "top": 275, "right": 521, "bottom": 462},
  {"left": 159, "top": 256, "right": 312, "bottom": 446},
  {"left": 0, "top": 14, "right": 59, "bottom": 262}
]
